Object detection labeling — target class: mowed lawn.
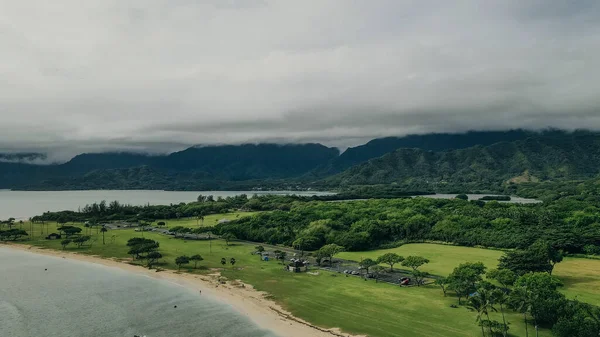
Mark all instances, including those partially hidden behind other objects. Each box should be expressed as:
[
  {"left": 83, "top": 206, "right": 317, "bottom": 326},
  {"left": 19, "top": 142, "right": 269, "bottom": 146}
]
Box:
[
  {"left": 15, "top": 224, "right": 550, "bottom": 337},
  {"left": 152, "top": 211, "right": 260, "bottom": 228},
  {"left": 339, "top": 243, "right": 600, "bottom": 305}
]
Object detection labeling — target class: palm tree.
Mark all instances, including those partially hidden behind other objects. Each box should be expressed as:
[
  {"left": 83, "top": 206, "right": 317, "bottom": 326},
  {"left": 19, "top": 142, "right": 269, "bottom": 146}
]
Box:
[
  {"left": 467, "top": 292, "right": 488, "bottom": 337},
  {"left": 509, "top": 286, "right": 532, "bottom": 337},
  {"left": 492, "top": 289, "right": 509, "bottom": 337},
  {"left": 468, "top": 289, "right": 497, "bottom": 337}
]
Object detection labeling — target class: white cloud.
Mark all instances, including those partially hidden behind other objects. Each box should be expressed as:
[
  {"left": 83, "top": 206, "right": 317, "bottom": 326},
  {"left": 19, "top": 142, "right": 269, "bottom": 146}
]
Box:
[{"left": 0, "top": 0, "right": 599, "bottom": 160}]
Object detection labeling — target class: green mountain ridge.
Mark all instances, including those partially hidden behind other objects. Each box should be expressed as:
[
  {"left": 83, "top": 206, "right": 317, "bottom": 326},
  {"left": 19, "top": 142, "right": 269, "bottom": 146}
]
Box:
[
  {"left": 4, "top": 130, "right": 600, "bottom": 191},
  {"left": 323, "top": 133, "right": 600, "bottom": 191}
]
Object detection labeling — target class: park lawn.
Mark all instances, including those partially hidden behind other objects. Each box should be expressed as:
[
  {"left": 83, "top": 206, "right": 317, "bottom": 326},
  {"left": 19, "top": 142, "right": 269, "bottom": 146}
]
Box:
[
  {"left": 152, "top": 211, "right": 260, "bottom": 228},
  {"left": 339, "top": 243, "right": 600, "bottom": 305},
  {"left": 554, "top": 257, "right": 600, "bottom": 304},
  {"left": 17, "top": 225, "right": 549, "bottom": 337},
  {"left": 338, "top": 243, "right": 503, "bottom": 276}
]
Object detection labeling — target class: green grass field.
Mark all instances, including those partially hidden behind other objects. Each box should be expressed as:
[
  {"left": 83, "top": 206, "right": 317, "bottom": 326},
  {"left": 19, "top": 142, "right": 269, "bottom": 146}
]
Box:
[
  {"left": 151, "top": 211, "right": 259, "bottom": 228},
  {"left": 12, "top": 223, "right": 556, "bottom": 337},
  {"left": 339, "top": 243, "right": 600, "bottom": 305}
]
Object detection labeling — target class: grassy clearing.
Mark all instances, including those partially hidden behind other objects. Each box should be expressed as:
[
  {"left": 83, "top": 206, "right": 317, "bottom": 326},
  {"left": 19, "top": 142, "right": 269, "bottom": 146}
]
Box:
[
  {"left": 152, "top": 211, "right": 259, "bottom": 228},
  {"left": 339, "top": 243, "right": 600, "bottom": 305},
  {"left": 15, "top": 224, "right": 551, "bottom": 337}
]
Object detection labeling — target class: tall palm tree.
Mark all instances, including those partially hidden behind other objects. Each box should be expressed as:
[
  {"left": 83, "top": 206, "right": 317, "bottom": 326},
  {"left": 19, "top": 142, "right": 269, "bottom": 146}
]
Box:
[
  {"left": 492, "top": 289, "right": 509, "bottom": 337},
  {"left": 509, "top": 286, "right": 532, "bottom": 337},
  {"left": 467, "top": 292, "right": 488, "bottom": 337},
  {"left": 468, "top": 289, "right": 497, "bottom": 337}
]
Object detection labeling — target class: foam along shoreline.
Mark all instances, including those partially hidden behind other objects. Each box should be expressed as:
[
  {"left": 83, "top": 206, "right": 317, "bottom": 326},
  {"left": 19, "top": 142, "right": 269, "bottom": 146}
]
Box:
[{"left": 2, "top": 243, "right": 362, "bottom": 337}]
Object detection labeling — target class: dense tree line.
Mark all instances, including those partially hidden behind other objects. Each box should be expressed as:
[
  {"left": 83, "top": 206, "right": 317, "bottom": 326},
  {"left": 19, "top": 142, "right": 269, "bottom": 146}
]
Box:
[
  {"left": 215, "top": 197, "right": 600, "bottom": 254},
  {"left": 33, "top": 194, "right": 259, "bottom": 223}
]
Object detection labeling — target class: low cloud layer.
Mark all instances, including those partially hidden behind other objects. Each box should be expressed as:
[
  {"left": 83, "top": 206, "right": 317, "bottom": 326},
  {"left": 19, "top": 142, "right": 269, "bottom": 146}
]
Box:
[{"left": 1, "top": 0, "right": 599, "bottom": 161}]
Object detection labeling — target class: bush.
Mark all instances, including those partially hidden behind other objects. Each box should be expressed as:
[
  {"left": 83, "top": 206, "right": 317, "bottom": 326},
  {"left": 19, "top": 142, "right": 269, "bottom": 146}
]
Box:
[{"left": 583, "top": 244, "right": 600, "bottom": 256}]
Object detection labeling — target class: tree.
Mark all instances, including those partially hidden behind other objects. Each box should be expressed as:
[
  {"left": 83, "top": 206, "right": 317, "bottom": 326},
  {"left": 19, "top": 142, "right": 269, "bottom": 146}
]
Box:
[
  {"left": 230, "top": 257, "right": 236, "bottom": 268},
  {"left": 371, "top": 265, "right": 386, "bottom": 283},
  {"left": 61, "top": 239, "right": 72, "bottom": 249},
  {"left": 220, "top": 258, "right": 227, "bottom": 267},
  {"left": 255, "top": 245, "right": 265, "bottom": 253},
  {"left": 468, "top": 288, "right": 497, "bottom": 337},
  {"left": 175, "top": 255, "right": 190, "bottom": 271},
  {"left": 435, "top": 277, "right": 450, "bottom": 297},
  {"left": 126, "top": 238, "right": 160, "bottom": 260},
  {"left": 138, "top": 222, "right": 149, "bottom": 236},
  {"left": 190, "top": 254, "right": 204, "bottom": 269},
  {"left": 509, "top": 285, "right": 532, "bottom": 337},
  {"left": 157, "top": 221, "right": 166, "bottom": 228},
  {"left": 513, "top": 272, "right": 565, "bottom": 326},
  {"left": 73, "top": 235, "right": 91, "bottom": 248},
  {"left": 359, "top": 258, "right": 378, "bottom": 275},
  {"left": 292, "top": 237, "right": 307, "bottom": 257},
  {"left": 277, "top": 251, "right": 287, "bottom": 264},
  {"left": 314, "top": 249, "right": 327, "bottom": 266},
  {"left": 455, "top": 194, "right": 469, "bottom": 200},
  {"left": 486, "top": 269, "right": 516, "bottom": 291},
  {"left": 583, "top": 244, "right": 600, "bottom": 256},
  {"left": 498, "top": 240, "right": 563, "bottom": 276},
  {"left": 376, "top": 253, "right": 405, "bottom": 272},
  {"left": 222, "top": 233, "right": 236, "bottom": 246},
  {"left": 319, "top": 244, "right": 344, "bottom": 266},
  {"left": 448, "top": 262, "right": 487, "bottom": 305},
  {"left": 401, "top": 256, "right": 430, "bottom": 286},
  {"left": 467, "top": 289, "right": 491, "bottom": 337},
  {"left": 100, "top": 226, "right": 108, "bottom": 245},
  {"left": 492, "top": 288, "right": 510, "bottom": 337},
  {"left": 147, "top": 251, "right": 162, "bottom": 268},
  {"left": 0, "top": 228, "right": 28, "bottom": 241},
  {"left": 553, "top": 302, "right": 600, "bottom": 337}
]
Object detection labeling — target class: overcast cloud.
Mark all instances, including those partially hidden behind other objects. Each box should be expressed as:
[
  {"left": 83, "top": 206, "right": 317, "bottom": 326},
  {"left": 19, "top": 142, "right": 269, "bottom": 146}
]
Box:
[{"left": 1, "top": 0, "right": 599, "bottom": 161}]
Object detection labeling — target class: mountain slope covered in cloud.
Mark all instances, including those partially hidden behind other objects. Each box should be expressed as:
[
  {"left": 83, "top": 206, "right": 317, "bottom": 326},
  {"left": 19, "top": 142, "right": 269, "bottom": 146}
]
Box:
[{"left": 2, "top": 130, "right": 600, "bottom": 191}]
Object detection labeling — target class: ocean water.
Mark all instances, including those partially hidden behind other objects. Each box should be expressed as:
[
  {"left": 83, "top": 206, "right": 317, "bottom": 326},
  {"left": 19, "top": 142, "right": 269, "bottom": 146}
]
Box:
[
  {"left": 0, "top": 247, "right": 278, "bottom": 337},
  {"left": 0, "top": 190, "right": 332, "bottom": 220}
]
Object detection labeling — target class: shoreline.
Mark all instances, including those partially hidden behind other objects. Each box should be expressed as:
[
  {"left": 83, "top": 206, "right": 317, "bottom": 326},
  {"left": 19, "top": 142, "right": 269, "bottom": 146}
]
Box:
[{"left": 2, "top": 243, "right": 361, "bottom": 337}]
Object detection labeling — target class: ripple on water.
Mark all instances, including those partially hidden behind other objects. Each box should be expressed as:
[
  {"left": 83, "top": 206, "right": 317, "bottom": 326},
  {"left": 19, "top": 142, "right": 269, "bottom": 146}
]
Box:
[{"left": 0, "top": 248, "right": 278, "bottom": 337}]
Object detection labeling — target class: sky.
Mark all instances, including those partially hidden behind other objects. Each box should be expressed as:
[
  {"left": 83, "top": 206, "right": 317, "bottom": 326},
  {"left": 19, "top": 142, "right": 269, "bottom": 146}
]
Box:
[{"left": 1, "top": 0, "right": 599, "bottom": 162}]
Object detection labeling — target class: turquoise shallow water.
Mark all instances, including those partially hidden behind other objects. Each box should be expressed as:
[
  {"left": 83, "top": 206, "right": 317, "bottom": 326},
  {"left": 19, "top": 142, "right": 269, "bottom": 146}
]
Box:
[{"left": 0, "top": 247, "right": 278, "bottom": 337}]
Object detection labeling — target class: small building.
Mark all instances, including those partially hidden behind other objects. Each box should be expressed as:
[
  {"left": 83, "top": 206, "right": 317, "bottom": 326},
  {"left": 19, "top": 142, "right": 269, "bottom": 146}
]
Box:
[
  {"left": 46, "top": 233, "right": 61, "bottom": 240},
  {"left": 287, "top": 259, "right": 308, "bottom": 273},
  {"left": 217, "top": 219, "right": 231, "bottom": 224}
]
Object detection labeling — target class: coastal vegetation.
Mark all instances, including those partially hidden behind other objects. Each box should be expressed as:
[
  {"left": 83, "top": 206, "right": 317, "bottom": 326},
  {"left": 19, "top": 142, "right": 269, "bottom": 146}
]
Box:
[
  {"left": 214, "top": 197, "right": 600, "bottom": 254},
  {"left": 2, "top": 222, "right": 553, "bottom": 337},
  {"left": 5, "top": 215, "right": 599, "bottom": 337},
  {"left": 7, "top": 185, "right": 600, "bottom": 336}
]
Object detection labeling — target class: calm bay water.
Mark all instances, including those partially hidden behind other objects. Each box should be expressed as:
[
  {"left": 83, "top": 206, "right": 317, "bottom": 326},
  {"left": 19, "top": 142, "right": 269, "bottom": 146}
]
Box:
[
  {"left": 0, "top": 247, "right": 278, "bottom": 337},
  {"left": 0, "top": 190, "right": 331, "bottom": 219},
  {"left": 414, "top": 193, "right": 541, "bottom": 204}
]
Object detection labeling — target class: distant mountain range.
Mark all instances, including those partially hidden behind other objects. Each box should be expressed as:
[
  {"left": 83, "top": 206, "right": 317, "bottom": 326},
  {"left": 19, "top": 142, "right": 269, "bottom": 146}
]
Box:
[
  {"left": 0, "top": 143, "right": 338, "bottom": 190},
  {"left": 2, "top": 129, "right": 600, "bottom": 191},
  {"left": 311, "top": 129, "right": 537, "bottom": 176},
  {"left": 322, "top": 131, "right": 600, "bottom": 191}
]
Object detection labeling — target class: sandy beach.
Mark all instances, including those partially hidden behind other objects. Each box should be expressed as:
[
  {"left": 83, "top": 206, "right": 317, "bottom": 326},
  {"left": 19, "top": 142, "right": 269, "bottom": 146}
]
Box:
[{"left": 2, "top": 243, "right": 361, "bottom": 337}]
